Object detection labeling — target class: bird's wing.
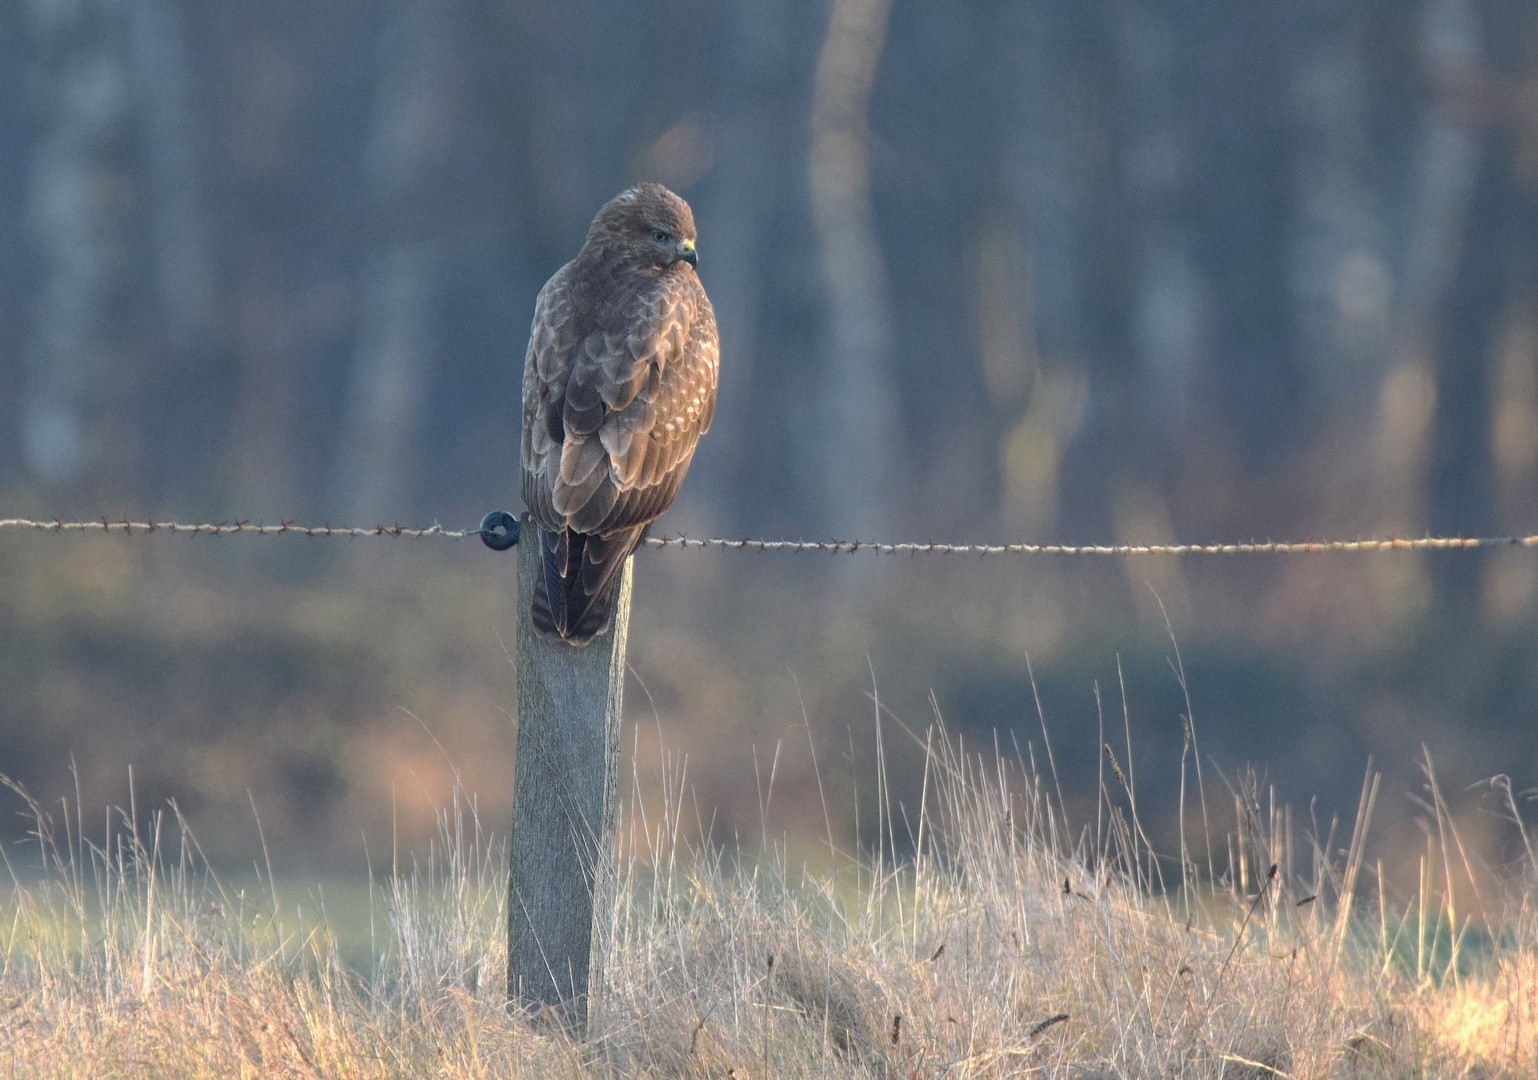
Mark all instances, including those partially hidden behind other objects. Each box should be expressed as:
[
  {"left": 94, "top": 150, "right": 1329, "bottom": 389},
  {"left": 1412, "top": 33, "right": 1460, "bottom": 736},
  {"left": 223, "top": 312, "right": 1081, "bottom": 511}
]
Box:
[
  {"left": 522, "top": 267, "right": 718, "bottom": 537},
  {"left": 521, "top": 263, "right": 578, "bottom": 531}
]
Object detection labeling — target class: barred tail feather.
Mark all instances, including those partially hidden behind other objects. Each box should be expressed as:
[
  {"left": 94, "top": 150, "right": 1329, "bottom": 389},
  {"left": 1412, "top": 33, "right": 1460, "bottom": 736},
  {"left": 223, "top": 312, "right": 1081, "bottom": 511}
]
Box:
[
  {"left": 531, "top": 523, "right": 647, "bottom": 646},
  {"left": 531, "top": 525, "right": 565, "bottom": 638}
]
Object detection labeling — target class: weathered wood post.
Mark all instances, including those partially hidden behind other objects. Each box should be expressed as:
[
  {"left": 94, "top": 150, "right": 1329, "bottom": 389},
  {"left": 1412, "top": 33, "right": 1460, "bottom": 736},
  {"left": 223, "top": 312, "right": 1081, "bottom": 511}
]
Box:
[{"left": 509, "top": 512, "right": 631, "bottom": 1032}]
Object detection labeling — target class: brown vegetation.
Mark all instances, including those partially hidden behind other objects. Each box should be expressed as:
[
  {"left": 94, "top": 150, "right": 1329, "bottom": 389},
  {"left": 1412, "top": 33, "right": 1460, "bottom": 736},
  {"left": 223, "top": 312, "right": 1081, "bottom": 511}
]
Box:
[{"left": 3, "top": 726, "right": 1534, "bottom": 1079}]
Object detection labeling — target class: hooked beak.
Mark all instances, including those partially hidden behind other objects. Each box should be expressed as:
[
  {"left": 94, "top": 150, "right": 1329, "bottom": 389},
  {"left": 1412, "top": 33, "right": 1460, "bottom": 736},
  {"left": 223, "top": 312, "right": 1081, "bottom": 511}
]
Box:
[{"left": 678, "top": 238, "right": 698, "bottom": 267}]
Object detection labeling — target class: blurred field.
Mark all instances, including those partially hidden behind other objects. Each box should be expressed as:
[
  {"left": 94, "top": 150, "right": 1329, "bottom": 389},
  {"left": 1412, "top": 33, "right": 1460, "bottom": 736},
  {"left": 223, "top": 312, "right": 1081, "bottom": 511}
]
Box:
[
  {"left": 0, "top": 497, "right": 521, "bottom": 875},
  {"left": 3, "top": 727, "right": 1536, "bottom": 1079},
  {"left": 2, "top": 494, "right": 1535, "bottom": 896}
]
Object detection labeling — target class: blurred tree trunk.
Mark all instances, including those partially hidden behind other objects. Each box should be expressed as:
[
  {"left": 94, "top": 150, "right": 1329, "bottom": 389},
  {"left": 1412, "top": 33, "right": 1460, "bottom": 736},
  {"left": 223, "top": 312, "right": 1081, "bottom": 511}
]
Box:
[
  {"left": 1428, "top": 146, "right": 1509, "bottom": 606},
  {"left": 1118, "top": 5, "right": 1200, "bottom": 438},
  {"left": 334, "top": 244, "right": 436, "bottom": 523},
  {"left": 990, "top": 3, "right": 1103, "bottom": 540},
  {"left": 1427, "top": 0, "right": 1538, "bottom": 617},
  {"left": 1346, "top": 0, "right": 1486, "bottom": 627},
  {"left": 333, "top": 0, "right": 458, "bottom": 524},
  {"left": 128, "top": 0, "right": 212, "bottom": 354},
  {"left": 810, "top": 0, "right": 897, "bottom": 542},
  {"left": 219, "top": 14, "right": 302, "bottom": 518},
  {"left": 128, "top": 0, "right": 218, "bottom": 507},
  {"left": 21, "top": 0, "right": 138, "bottom": 494},
  {"left": 687, "top": 1, "right": 788, "bottom": 533}
]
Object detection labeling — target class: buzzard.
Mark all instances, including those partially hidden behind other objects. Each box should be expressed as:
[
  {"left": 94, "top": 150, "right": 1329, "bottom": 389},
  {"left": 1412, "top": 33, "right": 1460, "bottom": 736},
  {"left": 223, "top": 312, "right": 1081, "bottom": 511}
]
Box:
[{"left": 521, "top": 184, "right": 719, "bottom": 645}]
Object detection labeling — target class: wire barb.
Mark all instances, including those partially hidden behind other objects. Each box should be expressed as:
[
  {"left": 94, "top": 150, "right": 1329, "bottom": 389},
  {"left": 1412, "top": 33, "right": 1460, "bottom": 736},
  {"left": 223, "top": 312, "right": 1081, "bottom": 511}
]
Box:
[{"left": 0, "top": 517, "right": 1535, "bottom": 556}]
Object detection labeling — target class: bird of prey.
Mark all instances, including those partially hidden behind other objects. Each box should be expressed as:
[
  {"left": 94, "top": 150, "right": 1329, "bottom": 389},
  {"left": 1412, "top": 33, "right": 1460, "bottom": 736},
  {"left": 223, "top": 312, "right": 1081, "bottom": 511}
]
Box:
[{"left": 521, "top": 183, "right": 719, "bottom": 645}]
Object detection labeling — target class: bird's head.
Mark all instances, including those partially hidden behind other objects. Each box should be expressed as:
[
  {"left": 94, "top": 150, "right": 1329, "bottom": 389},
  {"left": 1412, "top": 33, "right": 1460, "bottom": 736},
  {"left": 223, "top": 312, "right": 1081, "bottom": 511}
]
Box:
[{"left": 588, "top": 183, "right": 699, "bottom": 270}]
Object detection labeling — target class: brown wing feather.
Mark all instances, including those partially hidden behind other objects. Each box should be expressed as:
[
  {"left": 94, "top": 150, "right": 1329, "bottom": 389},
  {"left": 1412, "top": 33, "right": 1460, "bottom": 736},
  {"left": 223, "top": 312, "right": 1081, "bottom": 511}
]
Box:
[
  {"left": 522, "top": 263, "right": 717, "bottom": 539},
  {"left": 521, "top": 265, "right": 577, "bottom": 529}
]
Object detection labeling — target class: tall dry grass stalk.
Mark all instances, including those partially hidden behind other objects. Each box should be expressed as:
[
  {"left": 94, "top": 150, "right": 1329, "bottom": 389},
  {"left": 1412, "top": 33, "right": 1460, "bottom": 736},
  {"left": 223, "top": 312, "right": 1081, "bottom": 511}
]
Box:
[{"left": 1, "top": 727, "right": 1534, "bottom": 1079}]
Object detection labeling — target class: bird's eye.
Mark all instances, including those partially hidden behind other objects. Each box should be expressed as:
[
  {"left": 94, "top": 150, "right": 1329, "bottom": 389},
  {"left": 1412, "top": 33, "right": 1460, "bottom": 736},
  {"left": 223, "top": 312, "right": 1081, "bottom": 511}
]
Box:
[{"left": 652, "top": 230, "right": 671, "bottom": 244}]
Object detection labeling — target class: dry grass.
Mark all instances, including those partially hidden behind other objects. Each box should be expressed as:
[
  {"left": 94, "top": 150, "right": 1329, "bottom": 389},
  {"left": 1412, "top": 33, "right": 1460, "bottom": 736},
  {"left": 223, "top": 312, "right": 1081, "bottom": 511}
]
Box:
[{"left": 1, "top": 724, "right": 1535, "bottom": 1079}]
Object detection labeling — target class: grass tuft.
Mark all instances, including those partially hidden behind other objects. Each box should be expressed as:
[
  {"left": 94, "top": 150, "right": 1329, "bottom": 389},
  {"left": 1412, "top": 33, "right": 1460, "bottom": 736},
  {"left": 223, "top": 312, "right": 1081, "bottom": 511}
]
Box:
[{"left": 2, "top": 725, "right": 1535, "bottom": 1078}]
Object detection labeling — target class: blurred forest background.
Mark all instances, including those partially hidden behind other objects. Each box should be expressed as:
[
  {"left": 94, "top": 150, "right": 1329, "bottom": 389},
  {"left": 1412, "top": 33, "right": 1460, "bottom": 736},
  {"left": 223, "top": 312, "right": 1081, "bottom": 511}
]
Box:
[{"left": 1, "top": 0, "right": 1537, "bottom": 884}]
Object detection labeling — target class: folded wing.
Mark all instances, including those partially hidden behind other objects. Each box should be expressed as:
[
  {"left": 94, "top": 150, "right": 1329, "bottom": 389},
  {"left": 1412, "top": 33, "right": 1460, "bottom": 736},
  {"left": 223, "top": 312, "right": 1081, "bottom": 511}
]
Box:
[{"left": 521, "top": 266, "right": 718, "bottom": 642}]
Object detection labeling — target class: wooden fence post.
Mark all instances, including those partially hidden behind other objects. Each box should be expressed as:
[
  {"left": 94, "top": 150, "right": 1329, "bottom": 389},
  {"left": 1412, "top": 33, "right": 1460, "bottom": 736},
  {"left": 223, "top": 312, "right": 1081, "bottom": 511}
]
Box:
[{"left": 509, "top": 513, "right": 631, "bottom": 1033}]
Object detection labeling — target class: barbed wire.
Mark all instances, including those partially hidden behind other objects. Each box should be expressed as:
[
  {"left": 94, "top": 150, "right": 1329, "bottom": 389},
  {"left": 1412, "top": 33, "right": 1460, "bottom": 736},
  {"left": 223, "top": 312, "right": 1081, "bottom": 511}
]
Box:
[
  {"left": 2, "top": 515, "right": 1536, "bottom": 556},
  {"left": 0, "top": 517, "right": 472, "bottom": 539},
  {"left": 644, "top": 534, "right": 1538, "bottom": 555}
]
